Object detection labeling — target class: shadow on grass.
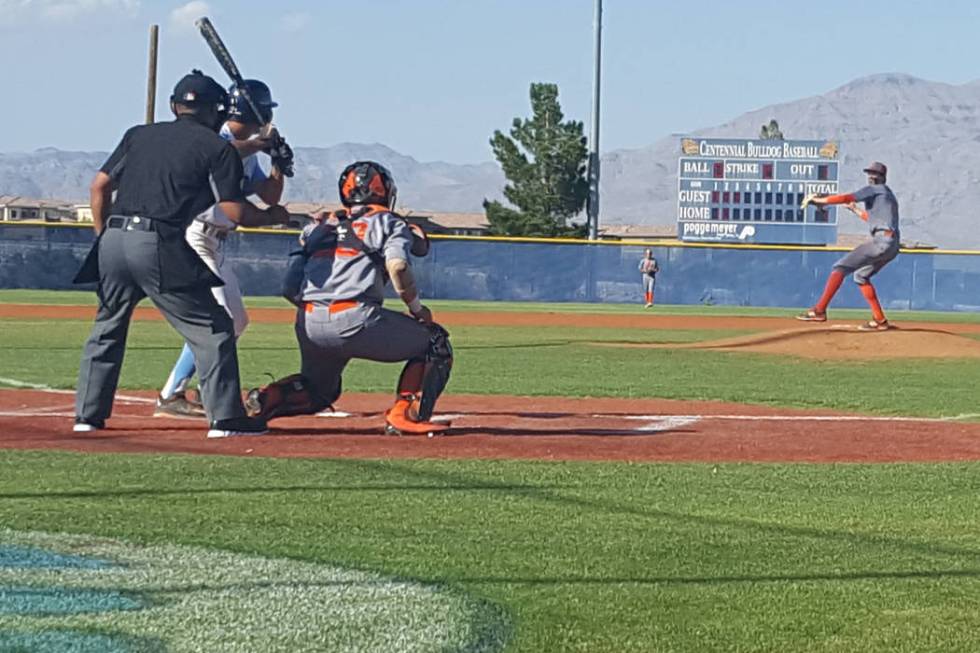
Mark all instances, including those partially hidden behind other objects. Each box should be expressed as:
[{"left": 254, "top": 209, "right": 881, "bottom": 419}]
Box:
[
  {"left": 0, "top": 483, "right": 579, "bottom": 501},
  {"left": 448, "top": 567, "right": 980, "bottom": 587},
  {"left": 86, "top": 567, "right": 980, "bottom": 594},
  {"left": 4, "top": 456, "right": 980, "bottom": 577},
  {"left": 339, "top": 458, "right": 980, "bottom": 563}
]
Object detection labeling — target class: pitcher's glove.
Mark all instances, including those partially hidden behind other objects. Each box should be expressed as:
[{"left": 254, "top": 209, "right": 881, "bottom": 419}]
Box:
[
  {"left": 269, "top": 135, "right": 295, "bottom": 177},
  {"left": 800, "top": 193, "right": 820, "bottom": 210}
]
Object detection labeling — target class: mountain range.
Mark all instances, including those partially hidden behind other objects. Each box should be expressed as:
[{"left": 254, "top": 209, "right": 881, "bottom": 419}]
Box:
[{"left": 1, "top": 72, "right": 978, "bottom": 247}]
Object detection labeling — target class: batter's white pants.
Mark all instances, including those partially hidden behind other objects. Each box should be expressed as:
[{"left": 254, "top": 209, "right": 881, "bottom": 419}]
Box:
[{"left": 185, "top": 226, "right": 249, "bottom": 338}]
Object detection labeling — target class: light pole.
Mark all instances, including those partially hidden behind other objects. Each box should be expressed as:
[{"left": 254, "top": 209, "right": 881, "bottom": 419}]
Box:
[{"left": 587, "top": 0, "right": 602, "bottom": 240}]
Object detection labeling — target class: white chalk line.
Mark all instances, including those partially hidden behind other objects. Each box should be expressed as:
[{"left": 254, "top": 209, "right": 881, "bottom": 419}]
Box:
[
  {"left": 316, "top": 410, "right": 353, "bottom": 418},
  {"left": 635, "top": 416, "right": 702, "bottom": 432},
  {"left": 430, "top": 414, "right": 464, "bottom": 423},
  {"left": 1, "top": 377, "right": 973, "bottom": 431},
  {"left": 0, "top": 377, "right": 68, "bottom": 391},
  {"left": 0, "top": 378, "right": 154, "bottom": 405},
  {"left": 946, "top": 413, "right": 980, "bottom": 421},
  {"left": 2, "top": 404, "right": 74, "bottom": 415},
  {"left": 598, "top": 414, "right": 973, "bottom": 424},
  {"left": 0, "top": 411, "right": 76, "bottom": 418}
]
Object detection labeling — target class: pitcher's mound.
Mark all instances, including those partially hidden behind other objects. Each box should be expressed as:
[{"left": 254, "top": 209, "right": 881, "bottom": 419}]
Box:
[{"left": 595, "top": 326, "right": 980, "bottom": 361}]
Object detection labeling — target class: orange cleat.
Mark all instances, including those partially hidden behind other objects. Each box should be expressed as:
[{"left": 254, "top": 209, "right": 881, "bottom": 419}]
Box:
[{"left": 384, "top": 394, "right": 450, "bottom": 436}]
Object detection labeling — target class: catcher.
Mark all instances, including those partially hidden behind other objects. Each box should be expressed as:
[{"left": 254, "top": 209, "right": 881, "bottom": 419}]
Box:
[
  {"left": 245, "top": 161, "right": 452, "bottom": 435},
  {"left": 797, "top": 161, "right": 899, "bottom": 331}
]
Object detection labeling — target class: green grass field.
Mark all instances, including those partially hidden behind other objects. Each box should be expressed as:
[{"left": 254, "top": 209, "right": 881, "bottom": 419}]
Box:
[{"left": 2, "top": 289, "right": 980, "bottom": 651}]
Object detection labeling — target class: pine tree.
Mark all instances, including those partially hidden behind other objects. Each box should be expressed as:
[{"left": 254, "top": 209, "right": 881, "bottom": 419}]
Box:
[
  {"left": 484, "top": 84, "right": 589, "bottom": 237},
  {"left": 760, "top": 119, "right": 784, "bottom": 140}
]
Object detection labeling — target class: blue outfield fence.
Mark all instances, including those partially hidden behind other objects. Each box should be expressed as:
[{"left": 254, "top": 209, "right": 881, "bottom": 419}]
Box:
[{"left": 1, "top": 223, "right": 979, "bottom": 312}]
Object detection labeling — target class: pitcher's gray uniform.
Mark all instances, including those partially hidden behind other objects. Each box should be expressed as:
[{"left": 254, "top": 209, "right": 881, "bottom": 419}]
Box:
[
  {"left": 797, "top": 161, "right": 899, "bottom": 329},
  {"left": 829, "top": 184, "right": 900, "bottom": 283}
]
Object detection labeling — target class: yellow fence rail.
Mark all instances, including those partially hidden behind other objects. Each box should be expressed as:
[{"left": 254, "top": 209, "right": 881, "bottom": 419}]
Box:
[{"left": 4, "top": 219, "right": 978, "bottom": 256}]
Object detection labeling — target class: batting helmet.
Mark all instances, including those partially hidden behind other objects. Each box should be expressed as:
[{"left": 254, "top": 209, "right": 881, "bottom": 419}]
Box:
[
  {"left": 227, "top": 79, "right": 278, "bottom": 125},
  {"left": 338, "top": 161, "right": 398, "bottom": 209}
]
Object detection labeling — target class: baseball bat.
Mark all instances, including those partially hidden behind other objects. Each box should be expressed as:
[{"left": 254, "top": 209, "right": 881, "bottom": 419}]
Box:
[
  {"left": 195, "top": 16, "right": 293, "bottom": 177},
  {"left": 194, "top": 17, "right": 267, "bottom": 128}
]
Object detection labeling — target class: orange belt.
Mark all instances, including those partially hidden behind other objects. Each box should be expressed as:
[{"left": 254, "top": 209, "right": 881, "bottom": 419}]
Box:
[
  {"left": 305, "top": 300, "right": 359, "bottom": 314},
  {"left": 873, "top": 229, "right": 895, "bottom": 238}
]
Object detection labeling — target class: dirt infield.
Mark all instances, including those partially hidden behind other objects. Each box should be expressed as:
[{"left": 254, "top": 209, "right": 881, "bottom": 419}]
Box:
[
  {"left": 3, "top": 303, "right": 978, "bottom": 463},
  {"left": 594, "top": 325, "right": 980, "bottom": 360},
  {"left": 2, "top": 389, "right": 979, "bottom": 464},
  {"left": 4, "top": 303, "right": 980, "bottom": 334}
]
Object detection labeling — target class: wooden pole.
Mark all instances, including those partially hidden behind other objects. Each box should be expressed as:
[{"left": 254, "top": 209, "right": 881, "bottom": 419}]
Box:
[
  {"left": 587, "top": 0, "right": 602, "bottom": 240},
  {"left": 145, "top": 24, "right": 159, "bottom": 124}
]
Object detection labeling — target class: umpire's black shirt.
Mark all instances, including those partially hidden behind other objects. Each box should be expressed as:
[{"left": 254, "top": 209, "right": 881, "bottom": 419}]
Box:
[{"left": 76, "top": 116, "right": 245, "bottom": 292}]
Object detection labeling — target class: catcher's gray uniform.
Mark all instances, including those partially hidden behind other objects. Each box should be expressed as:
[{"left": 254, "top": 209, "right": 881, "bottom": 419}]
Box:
[
  {"left": 832, "top": 184, "right": 900, "bottom": 284},
  {"left": 295, "top": 206, "right": 430, "bottom": 406}
]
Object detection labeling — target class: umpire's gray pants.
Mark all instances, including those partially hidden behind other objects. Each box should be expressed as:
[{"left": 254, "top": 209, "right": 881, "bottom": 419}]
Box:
[
  {"left": 75, "top": 228, "right": 246, "bottom": 423},
  {"left": 297, "top": 303, "right": 431, "bottom": 405}
]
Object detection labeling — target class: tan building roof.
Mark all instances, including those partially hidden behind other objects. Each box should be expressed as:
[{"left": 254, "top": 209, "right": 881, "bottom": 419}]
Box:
[
  {"left": 406, "top": 211, "right": 488, "bottom": 231},
  {"left": 0, "top": 195, "right": 74, "bottom": 209},
  {"left": 599, "top": 224, "right": 676, "bottom": 239},
  {"left": 281, "top": 201, "right": 343, "bottom": 216}
]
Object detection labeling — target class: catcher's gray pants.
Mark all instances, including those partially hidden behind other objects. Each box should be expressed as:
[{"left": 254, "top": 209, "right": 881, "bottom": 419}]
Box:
[
  {"left": 832, "top": 234, "right": 899, "bottom": 284},
  {"left": 76, "top": 228, "right": 246, "bottom": 423},
  {"left": 297, "top": 302, "right": 431, "bottom": 405},
  {"left": 642, "top": 275, "right": 657, "bottom": 293}
]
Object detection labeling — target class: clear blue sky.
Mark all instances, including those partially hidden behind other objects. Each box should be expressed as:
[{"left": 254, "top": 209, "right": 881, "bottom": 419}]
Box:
[{"left": 2, "top": 0, "right": 979, "bottom": 162}]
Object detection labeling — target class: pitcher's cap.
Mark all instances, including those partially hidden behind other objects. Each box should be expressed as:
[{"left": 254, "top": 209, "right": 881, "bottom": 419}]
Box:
[{"left": 863, "top": 161, "right": 887, "bottom": 176}]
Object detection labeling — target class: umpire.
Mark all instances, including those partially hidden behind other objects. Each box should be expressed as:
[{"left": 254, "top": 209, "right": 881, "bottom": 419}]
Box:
[{"left": 73, "top": 70, "right": 289, "bottom": 438}]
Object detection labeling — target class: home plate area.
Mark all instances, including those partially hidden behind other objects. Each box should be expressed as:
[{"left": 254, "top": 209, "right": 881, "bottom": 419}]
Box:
[{"left": 1, "top": 389, "right": 980, "bottom": 463}]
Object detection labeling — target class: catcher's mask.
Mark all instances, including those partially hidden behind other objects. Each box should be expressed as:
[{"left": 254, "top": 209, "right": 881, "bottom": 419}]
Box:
[{"left": 338, "top": 161, "right": 397, "bottom": 210}]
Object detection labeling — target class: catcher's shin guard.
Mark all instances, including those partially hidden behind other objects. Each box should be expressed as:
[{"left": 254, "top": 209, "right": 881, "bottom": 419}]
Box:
[
  {"left": 394, "top": 324, "right": 453, "bottom": 422},
  {"left": 417, "top": 325, "right": 453, "bottom": 421},
  {"left": 245, "top": 374, "right": 338, "bottom": 420}
]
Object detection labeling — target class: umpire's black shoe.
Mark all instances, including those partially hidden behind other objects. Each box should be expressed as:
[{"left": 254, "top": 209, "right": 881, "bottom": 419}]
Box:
[{"left": 207, "top": 416, "right": 268, "bottom": 439}]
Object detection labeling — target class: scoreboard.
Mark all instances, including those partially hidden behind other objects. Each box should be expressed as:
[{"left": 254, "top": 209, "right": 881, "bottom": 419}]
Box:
[{"left": 677, "top": 137, "right": 841, "bottom": 245}]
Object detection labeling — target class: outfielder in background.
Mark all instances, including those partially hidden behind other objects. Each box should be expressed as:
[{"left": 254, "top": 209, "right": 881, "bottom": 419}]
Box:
[
  {"left": 797, "top": 161, "right": 899, "bottom": 331},
  {"left": 638, "top": 248, "right": 660, "bottom": 308},
  {"left": 155, "top": 79, "right": 294, "bottom": 418},
  {"left": 244, "top": 161, "right": 452, "bottom": 436}
]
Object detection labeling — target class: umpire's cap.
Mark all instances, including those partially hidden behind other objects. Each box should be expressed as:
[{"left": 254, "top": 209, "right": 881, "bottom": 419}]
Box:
[
  {"left": 171, "top": 70, "right": 228, "bottom": 106},
  {"left": 862, "top": 161, "right": 887, "bottom": 178}
]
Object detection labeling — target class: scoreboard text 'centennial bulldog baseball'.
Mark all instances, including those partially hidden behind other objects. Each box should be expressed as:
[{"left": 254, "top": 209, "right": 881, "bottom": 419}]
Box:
[{"left": 677, "top": 137, "right": 840, "bottom": 245}]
